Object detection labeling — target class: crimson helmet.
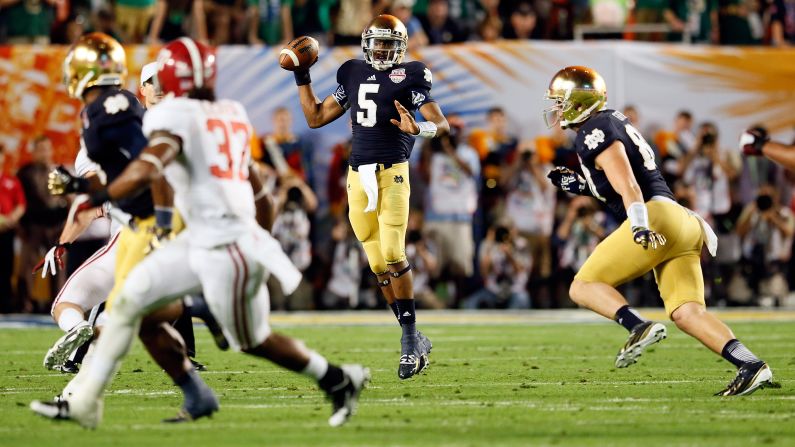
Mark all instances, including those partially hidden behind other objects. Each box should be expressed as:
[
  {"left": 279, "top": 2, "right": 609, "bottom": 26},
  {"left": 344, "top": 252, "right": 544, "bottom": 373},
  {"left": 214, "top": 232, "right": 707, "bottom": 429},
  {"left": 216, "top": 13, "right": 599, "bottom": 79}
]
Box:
[{"left": 155, "top": 37, "right": 217, "bottom": 98}]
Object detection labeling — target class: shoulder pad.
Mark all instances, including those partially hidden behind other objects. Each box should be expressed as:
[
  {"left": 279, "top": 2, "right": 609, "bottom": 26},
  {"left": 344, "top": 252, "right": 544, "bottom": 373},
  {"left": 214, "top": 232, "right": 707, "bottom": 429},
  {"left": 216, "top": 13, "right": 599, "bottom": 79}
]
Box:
[{"left": 86, "top": 89, "right": 144, "bottom": 127}]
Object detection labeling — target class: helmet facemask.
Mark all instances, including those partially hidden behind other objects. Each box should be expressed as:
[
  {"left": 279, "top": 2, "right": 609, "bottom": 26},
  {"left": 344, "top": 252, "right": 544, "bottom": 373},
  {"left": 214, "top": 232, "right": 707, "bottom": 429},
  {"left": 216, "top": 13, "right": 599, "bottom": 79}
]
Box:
[
  {"left": 362, "top": 33, "right": 406, "bottom": 71},
  {"left": 543, "top": 88, "right": 606, "bottom": 129}
]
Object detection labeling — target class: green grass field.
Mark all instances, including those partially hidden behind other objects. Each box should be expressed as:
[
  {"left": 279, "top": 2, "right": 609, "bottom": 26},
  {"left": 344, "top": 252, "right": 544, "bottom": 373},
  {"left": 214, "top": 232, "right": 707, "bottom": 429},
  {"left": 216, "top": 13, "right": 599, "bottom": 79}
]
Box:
[{"left": 1, "top": 316, "right": 793, "bottom": 447}]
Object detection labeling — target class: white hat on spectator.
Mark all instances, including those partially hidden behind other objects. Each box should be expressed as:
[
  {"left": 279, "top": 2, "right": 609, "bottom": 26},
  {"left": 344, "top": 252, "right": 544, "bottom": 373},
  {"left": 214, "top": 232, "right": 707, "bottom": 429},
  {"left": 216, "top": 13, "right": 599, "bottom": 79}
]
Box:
[{"left": 140, "top": 62, "right": 158, "bottom": 86}]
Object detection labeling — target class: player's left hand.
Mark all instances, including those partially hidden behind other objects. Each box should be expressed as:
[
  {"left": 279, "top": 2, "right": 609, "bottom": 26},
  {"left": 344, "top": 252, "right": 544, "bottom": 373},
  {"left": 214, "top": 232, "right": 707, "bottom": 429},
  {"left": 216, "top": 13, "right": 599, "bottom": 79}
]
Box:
[
  {"left": 631, "top": 226, "right": 667, "bottom": 250},
  {"left": 48, "top": 166, "right": 87, "bottom": 196},
  {"left": 739, "top": 128, "right": 769, "bottom": 156},
  {"left": 32, "top": 243, "right": 70, "bottom": 278},
  {"left": 390, "top": 100, "right": 420, "bottom": 135}
]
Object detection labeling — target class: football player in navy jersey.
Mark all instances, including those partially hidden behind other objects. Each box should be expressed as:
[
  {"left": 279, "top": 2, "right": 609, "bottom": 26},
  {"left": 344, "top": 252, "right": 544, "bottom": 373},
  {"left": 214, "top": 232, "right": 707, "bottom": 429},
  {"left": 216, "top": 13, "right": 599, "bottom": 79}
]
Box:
[
  {"left": 544, "top": 66, "right": 772, "bottom": 396},
  {"left": 289, "top": 14, "right": 449, "bottom": 379}
]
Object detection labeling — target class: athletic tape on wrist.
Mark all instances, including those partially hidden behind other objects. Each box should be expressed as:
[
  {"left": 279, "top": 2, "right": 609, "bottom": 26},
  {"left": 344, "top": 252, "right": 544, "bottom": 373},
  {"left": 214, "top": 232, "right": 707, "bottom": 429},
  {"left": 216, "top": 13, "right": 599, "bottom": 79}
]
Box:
[
  {"left": 294, "top": 70, "right": 311, "bottom": 86},
  {"left": 416, "top": 121, "right": 437, "bottom": 138},
  {"left": 627, "top": 202, "right": 649, "bottom": 229}
]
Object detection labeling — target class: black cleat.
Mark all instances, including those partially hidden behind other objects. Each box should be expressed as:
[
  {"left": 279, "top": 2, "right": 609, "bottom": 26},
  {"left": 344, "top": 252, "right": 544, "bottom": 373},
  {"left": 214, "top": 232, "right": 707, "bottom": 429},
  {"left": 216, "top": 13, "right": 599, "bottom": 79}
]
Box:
[
  {"left": 398, "top": 332, "right": 429, "bottom": 379},
  {"left": 56, "top": 359, "right": 80, "bottom": 374},
  {"left": 326, "top": 364, "right": 370, "bottom": 427},
  {"left": 163, "top": 382, "right": 218, "bottom": 423},
  {"left": 190, "top": 359, "right": 207, "bottom": 372},
  {"left": 715, "top": 361, "right": 773, "bottom": 396},
  {"left": 615, "top": 321, "right": 667, "bottom": 368}
]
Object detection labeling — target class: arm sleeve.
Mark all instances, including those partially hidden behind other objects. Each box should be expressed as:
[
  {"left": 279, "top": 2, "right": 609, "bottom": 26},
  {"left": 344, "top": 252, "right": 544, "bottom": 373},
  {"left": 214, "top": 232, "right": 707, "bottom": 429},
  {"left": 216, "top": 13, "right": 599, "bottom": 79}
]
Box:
[
  {"left": 333, "top": 61, "right": 351, "bottom": 110},
  {"left": 410, "top": 62, "right": 435, "bottom": 109}
]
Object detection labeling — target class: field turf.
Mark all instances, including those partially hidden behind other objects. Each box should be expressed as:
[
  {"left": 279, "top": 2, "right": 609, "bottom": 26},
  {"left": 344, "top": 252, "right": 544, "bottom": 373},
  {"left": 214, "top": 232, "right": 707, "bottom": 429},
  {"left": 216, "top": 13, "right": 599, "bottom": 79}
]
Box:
[{"left": 1, "top": 314, "right": 793, "bottom": 447}]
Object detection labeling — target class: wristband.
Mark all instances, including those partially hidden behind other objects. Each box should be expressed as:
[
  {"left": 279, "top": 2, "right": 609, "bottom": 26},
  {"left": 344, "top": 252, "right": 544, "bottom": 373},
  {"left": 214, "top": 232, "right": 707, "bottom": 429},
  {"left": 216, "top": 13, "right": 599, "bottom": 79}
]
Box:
[
  {"left": 154, "top": 206, "right": 174, "bottom": 229},
  {"left": 627, "top": 202, "right": 649, "bottom": 229},
  {"left": 294, "top": 70, "right": 311, "bottom": 86},
  {"left": 89, "top": 189, "right": 111, "bottom": 207},
  {"left": 416, "top": 121, "right": 437, "bottom": 138}
]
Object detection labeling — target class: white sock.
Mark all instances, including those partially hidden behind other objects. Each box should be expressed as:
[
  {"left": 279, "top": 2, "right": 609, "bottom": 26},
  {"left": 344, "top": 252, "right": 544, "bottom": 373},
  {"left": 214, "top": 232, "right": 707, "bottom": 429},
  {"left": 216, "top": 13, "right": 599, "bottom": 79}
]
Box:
[
  {"left": 301, "top": 351, "right": 329, "bottom": 380},
  {"left": 58, "top": 308, "right": 85, "bottom": 332}
]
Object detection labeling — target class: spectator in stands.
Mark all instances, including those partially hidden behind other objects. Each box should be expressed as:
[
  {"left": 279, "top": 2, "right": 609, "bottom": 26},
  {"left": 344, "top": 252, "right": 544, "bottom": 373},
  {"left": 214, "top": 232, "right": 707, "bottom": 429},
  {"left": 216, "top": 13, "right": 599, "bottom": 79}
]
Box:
[
  {"left": 769, "top": 0, "right": 795, "bottom": 45},
  {"left": 206, "top": 0, "right": 238, "bottom": 45},
  {"left": 116, "top": 0, "right": 156, "bottom": 43},
  {"left": 271, "top": 173, "right": 317, "bottom": 309},
  {"left": 590, "top": 0, "right": 629, "bottom": 26},
  {"left": 258, "top": 107, "right": 316, "bottom": 186},
  {"left": 469, "top": 107, "right": 518, "bottom": 220},
  {"left": 736, "top": 184, "right": 795, "bottom": 304},
  {"left": 679, "top": 121, "right": 740, "bottom": 224},
  {"left": 148, "top": 0, "right": 208, "bottom": 44},
  {"left": 420, "top": 0, "right": 468, "bottom": 44},
  {"left": 555, "top": 196, "right": 606, "bottom": 283},
  {"left": 284, "top": 0, "right": 334, "bottom": 44},
  {"left": 332, "top": 0, "right": 375, "bottom": 45},
  {"left": 501, "top": 143, "right": 555, "bottom": 306},
  {"left": 503, "top": 1, "right": 539, "bottom": 39},
  {"left": 475, "top": 12, "right": 503, "bottom": 40},
  {"left": 464, "top": 221, "right": 531, "bottom": 309},
  {"left": 664, "top": 0, "right": 718, "bottom": 42},
  {"left": 405, "top": 213, "right": 444, "bottom": 309},
  {"left": 420, "top": 116, "right": 480, "bottom": 305},
  {"left": 247, "top": 0, "right": 287, "bottom": 44},
  {"left": 322, "top": 217, "right": 368, "bottom": 309},
  {"left": 390, "top": 0, "right": 429, "bottom": 48},
  {"left": 16, "top": 136, "right": 67, "bottom": 312},
  {"left": 632, "top": 0, "right": 668, "bottom": 41},
  {"left": 0, "top": 0, "right": 56, "bottom": 44},
  {"left": 658, "top": 110, "right": 696, "bottom": 183},
  {"left": 0, "top": 144, "right": 26, "bottom": 313},
  {"left": 93, "top": 7, "right": 125, "bottom": 42},
  {"left": 717, "top": 0, "right": 756, "bottom": 43}
]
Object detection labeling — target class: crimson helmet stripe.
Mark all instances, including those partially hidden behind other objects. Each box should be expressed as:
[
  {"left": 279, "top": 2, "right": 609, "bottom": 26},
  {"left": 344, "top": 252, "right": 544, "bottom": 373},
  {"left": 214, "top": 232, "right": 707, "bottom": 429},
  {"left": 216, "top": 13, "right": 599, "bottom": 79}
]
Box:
[{"left": 177, "top": 37, "right": 204, "bottom": 89}]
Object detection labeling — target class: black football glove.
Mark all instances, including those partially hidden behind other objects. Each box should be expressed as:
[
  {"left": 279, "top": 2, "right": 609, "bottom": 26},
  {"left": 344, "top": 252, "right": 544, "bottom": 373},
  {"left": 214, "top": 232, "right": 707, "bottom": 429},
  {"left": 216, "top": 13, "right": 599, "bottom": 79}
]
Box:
[
  {"left": 48, "top": 166, "right": 89, "bottom": 196},
  {"left": 739, "top": 127, "right": 769, "bottom": 156},
  {"left": 547, "top": 167, "right": 590, "bottom": 196},
  {"left": 631, "top": 226, "right": 667, "bottom": 250}
]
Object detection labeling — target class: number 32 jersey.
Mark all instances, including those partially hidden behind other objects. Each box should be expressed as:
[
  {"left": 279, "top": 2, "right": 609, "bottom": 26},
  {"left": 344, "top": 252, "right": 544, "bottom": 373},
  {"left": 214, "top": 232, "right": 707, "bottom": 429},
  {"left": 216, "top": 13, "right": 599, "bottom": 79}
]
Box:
[
  {"left": 143, "top": 97, "right": 256, "bottom": 248},
  {"left": 575, "top": 110, "right": 674, "bottom": 219},
  {"left": 333, "top": 59, "right": 435, "bottom": 168}
]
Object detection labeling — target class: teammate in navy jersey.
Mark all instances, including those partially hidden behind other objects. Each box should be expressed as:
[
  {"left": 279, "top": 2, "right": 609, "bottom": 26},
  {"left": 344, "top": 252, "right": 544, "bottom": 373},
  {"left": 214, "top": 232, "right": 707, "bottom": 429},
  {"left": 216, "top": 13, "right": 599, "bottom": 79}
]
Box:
[
  {"left": 288, "top": 14, "right": 449, "bottom": 380},
  {"left": 545, "top": 66, "right": 772, "bottom": 396}
]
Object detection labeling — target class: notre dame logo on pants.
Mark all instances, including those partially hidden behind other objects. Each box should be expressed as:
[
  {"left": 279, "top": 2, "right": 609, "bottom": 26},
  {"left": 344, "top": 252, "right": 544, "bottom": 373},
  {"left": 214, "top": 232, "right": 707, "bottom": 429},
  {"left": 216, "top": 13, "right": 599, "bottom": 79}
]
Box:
[{"left": 347, "top": 162, "right": 410, "bottom": 274}]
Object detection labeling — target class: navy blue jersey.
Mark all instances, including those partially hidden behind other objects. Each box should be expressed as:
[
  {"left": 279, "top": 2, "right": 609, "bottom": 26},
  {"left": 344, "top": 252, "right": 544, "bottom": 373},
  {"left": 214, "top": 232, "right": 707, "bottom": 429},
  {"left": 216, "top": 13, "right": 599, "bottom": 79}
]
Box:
[
  {"left": 333, "top": 59, "right": 435, "bottom": 167},
  {"left": 575, "top": 110, "right": 674, "bottom": 219},
  {"left": 82, "top": 88, "right": 153, "bottom": 218}
]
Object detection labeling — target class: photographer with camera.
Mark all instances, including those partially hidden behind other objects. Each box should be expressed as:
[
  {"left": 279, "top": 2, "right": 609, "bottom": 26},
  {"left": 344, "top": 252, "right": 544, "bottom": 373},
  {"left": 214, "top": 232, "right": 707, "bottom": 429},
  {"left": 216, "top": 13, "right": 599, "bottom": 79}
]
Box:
[
  {"left": 463, "top": 221, "right": 531, "bottom": 309},
  {"left": 420, "top": 114, "right": 480, "bottom": 306},
  {"left": 556, "top": 196, "right": 607, "bottom": 274},
  {"left": 679, "top": 122, "right": 739, "bottom": 224},
  {"left": 501, "top": 141, "right": 555, "bottom": 306},
  {"left": 735, "top": 185, "right": 795, "bottom": 305}
]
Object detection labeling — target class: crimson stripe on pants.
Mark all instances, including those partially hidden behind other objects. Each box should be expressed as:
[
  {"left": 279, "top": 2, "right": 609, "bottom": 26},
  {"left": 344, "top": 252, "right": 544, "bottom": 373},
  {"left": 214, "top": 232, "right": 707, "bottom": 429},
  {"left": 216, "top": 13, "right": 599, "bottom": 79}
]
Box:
[
  {"left": 51, "top": 231, "right": 121, "bottom": 313},
  {"left": 230, "top": 243, "right": 252, "bottom": 348}
]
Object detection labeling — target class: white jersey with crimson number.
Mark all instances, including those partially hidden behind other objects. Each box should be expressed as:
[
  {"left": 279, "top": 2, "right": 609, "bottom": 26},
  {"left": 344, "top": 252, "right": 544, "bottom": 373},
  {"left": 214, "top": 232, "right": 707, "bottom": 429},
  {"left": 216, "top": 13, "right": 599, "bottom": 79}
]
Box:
[{"left": 143, "top": 97, "right": 256, "bottom": 248}]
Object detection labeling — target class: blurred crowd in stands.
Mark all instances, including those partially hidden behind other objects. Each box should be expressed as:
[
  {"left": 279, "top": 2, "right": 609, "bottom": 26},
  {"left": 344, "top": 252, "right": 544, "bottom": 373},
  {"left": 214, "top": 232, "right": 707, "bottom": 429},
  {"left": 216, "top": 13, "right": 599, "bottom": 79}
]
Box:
[
  {"left": 0, "top": 0, "right": 794, "bottom": 46},
  {"left": 3, "top": 104, "right": 795, "bottom": 313}
]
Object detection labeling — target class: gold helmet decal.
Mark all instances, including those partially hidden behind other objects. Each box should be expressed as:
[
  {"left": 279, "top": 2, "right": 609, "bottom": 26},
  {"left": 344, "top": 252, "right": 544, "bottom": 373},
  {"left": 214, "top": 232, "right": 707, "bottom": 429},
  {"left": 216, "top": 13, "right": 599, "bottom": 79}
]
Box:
[
  {"left": 63, "top": 32, "right": 127, "bottom": 99},
  {"left": 543, "top": 66, "right": 607, "bottom": 129},
  {"left": 361, "top": 14, "right": 408, "bottom": 71}
]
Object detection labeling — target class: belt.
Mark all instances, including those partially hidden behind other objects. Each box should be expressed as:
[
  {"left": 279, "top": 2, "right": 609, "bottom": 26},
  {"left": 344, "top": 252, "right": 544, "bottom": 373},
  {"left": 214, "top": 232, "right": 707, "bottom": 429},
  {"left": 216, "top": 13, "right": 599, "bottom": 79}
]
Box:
[{"left": 351, "top": 162, "right": 393, "bottom": 172}]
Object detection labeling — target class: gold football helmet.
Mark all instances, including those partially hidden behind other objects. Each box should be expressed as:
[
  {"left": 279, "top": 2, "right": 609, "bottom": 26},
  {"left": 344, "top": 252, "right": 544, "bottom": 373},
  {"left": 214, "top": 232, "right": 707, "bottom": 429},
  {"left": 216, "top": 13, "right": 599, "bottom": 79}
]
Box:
[
  {"left": 362, "top": 14, "right": 408, "bottom": 71},
  {"left": 63, "top": 32, "right": 127, "bottom": 99},
  {"left": 543, "top": 66, "right": 607, "bottom": 129}
]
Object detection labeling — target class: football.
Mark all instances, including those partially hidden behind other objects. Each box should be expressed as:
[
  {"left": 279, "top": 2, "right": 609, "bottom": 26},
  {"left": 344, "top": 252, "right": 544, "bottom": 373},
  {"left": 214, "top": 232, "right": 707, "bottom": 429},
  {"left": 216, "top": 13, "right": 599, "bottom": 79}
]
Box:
[{"left": 279, "top": 36, "right": 319, "bottom": 71}]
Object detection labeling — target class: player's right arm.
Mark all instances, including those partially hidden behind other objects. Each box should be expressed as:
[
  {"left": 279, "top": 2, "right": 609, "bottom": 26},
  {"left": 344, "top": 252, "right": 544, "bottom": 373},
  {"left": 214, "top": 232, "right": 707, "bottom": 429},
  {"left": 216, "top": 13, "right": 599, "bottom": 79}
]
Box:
[
  {"left": 249, "top": 161, "right": 275, "bottom": 231},
  {"left": 740, "top": 128, "right": 795, "bottom": 171},
  {"left": 297, "top": 83, "right": 345, "bottom": 128}
]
